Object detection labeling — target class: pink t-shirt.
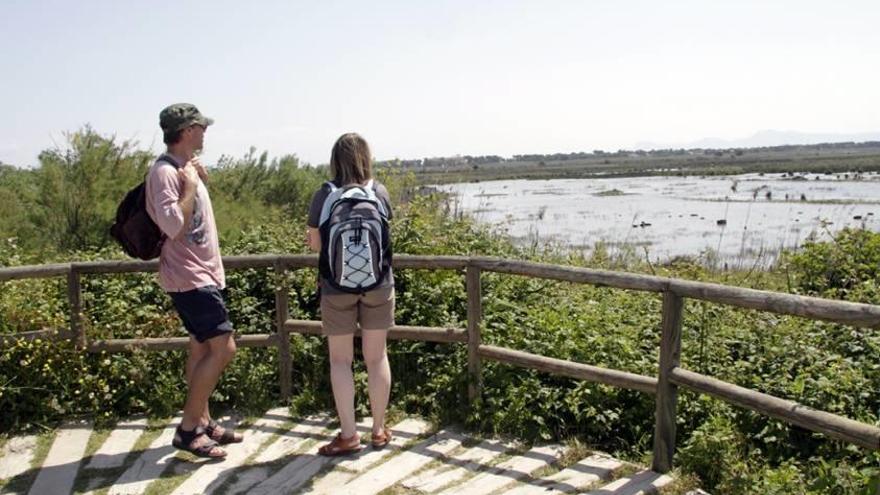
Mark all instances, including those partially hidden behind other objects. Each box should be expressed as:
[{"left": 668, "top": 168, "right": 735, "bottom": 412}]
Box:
[{"left": 145, "top": 154, "right": 225, "bottom": 292}]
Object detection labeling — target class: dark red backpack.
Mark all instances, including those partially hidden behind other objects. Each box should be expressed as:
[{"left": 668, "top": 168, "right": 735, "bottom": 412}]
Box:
[{"left": 109, "top": 155, "right": 177, "bottom": 260}]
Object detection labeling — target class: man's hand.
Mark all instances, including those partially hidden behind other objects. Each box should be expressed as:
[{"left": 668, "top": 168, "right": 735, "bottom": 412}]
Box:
[
  {"left": 190, "top": 156, "right": 209, "bottom": 182},
  {"left": 179, "top": 163, "right": 200, "bottom": 198}
]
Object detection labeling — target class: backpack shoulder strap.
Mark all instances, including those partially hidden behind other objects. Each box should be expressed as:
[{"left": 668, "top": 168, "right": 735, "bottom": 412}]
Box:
[
  {"left": 318, "top": 182, "right": 347, "bottom": 227},
  {"left": 156, "top": 153, "right": 182, "bottom": 169},
  {"left": 367, "top": 180, "right": 390, "bottom": 219}
]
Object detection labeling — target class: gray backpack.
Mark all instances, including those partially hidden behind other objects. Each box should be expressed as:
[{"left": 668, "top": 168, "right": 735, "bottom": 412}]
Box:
[{"left": 317, "top": 180, "right": 392, "bottom": 293}]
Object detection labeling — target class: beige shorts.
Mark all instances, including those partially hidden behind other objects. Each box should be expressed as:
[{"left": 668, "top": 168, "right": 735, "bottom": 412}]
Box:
[{"left": 320, "top": 287, "right": 395, "bottom": 336}]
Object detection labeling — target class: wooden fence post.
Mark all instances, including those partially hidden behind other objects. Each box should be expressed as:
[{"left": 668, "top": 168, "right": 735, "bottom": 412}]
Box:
[
  {"left": 274, "top": 261, "right": 292, "bottom": 402},
  {"left": 67, "top": 266, "right": 85, "bottom": 348},
  {"left": 466, "top": 264, "right": 483, "bottom": 404},
  {"left": 653, "top": 290, "right": 684, "bottom": 473}
]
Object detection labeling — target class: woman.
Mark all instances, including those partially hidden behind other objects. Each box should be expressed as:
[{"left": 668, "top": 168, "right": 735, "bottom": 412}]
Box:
[{"left": 306, "top": 132, "right": 395, "bottom": 455}]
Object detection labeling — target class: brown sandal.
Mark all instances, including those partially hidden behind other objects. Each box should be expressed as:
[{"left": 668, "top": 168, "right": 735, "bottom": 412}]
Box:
[
  {"left": 206, "top": 420, "right": 243, "bottom": 445},
  {"left": 172, "top": 425, "right": 227, "bottom": 459},
  {"left": 371, "top": 427, "right": 393, "bottom": 448},
  {"left": 318, "top": 432, "right": 363, "bottom": 456}
]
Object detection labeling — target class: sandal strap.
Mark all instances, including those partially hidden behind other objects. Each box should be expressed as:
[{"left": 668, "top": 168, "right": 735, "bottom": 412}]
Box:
[
  {"left": 319, "top": 433, "right": 361, "bottom": 455},
  {"left": 372, "top": 427, "right": 392, "bottom": 446},
  {"left": 174, "top": 426, "right": 223, "bottom": 457},
  {"left": 207, "top": 420, "right": 242, "bottom": 444},
  {"left": 190, "top": 439, "right": 222, "bottom": 456},
  {"left": 175, "top": 425, "right": 208, "bottom": 445}
]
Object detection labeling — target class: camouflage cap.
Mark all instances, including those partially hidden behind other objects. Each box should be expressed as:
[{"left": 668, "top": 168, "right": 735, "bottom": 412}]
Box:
[{"left": 159, "top": 103, "right": 214, "bottom": 133}]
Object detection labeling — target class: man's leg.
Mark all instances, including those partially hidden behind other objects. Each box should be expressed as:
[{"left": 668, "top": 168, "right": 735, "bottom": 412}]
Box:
[
  {"left": 180, "top": 333, "right": 237, "bottom": 431},
  {"left": 186, "top": 337, "right": 212, "bottom": 426}
]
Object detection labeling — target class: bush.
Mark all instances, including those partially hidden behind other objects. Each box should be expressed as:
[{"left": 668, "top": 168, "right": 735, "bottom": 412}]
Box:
[{"left": 784, "top": 227, "right": 880, "bottom": 303}]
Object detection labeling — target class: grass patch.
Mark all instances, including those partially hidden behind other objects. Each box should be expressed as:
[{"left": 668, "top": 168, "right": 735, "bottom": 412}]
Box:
[
  {"left": 82, "top": 426, "right": 113, "bottom": 460},
  {"left": 377, "top": 485, "right": 411, "bottom": 495},
  {"left": 594, "top": 188, "right": 627, "bottom": 196},
  {"left": 558, "top": 438, "right": 595, "bottom": 470},
  {"left": 659, "top": 471, "right": 704, "bottom": 495}
]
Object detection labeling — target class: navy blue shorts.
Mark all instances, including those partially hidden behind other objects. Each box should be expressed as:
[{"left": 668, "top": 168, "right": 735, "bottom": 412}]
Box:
[{"left": 169, "top": 285, "right": 234, "bottom": 343}]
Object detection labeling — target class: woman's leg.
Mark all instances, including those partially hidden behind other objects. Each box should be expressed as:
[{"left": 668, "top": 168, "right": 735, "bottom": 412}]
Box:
[
  {"left": 328, "top": 334, "right": 357, "bottom": 438},
  {"left": 361, "top": 329, "right": 391, "bottom": 435}
]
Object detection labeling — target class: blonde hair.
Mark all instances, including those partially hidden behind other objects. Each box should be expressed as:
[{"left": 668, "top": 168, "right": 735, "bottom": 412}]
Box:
[{"left": 330, "top": 132, "right": 372, "bottom": 185}]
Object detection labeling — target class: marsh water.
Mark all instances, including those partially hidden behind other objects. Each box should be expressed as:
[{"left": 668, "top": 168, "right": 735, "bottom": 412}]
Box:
[{"left": 438, "top": 172, "right": 880, "bottom": 267}]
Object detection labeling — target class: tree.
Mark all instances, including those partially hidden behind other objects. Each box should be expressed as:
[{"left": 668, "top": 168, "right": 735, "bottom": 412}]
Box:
[{"left": 31, "top": 126, "right": 153, "bottom": 251}]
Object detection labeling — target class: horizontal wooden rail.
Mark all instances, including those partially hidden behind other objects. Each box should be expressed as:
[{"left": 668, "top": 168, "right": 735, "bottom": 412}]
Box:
[
  {"left": 0, "top": 263, "right": 70, "bottom": 282},
  {"left": 285, "top": 319, "right": 467, "bottom": 343},
  {"left": 2, "top": 254, "right": 879, "bottom": 329},
  {"left": 478, "top": 344, "right": 658, "bottom": 394},
  {"left": 670, "top": 367, "right": 880, "bottom": 450},
  {"left": 471, "top": 258, "right": 880, "bottom": 329},
  {"left": 470, "top": 257, "right": 670, "bottom": 293},
  {"left": 87, "top": 333, "right": 278, "bottom": 352},
  {"left": 0, "top": 254, "right": 472, "bottom": 278},
  {"left": 393, "top": 255, "right": 469, "bottom": 270},
  {"left": 668, "top": 279, "right": 880, "bottom": 329},
  {"left": 0, "top": 328, "right": 74, "bottom": 345},
  {"left": 73, "top": 259, "right": 158, "bottom": 274}
]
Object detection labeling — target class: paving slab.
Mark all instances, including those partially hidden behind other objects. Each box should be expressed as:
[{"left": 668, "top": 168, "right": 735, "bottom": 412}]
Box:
[
  {"left": 303, "top": 418, "right": 431, "bottom": 494},
  {"left": 107, "top": 417, "right": 180, "bottom": 495},
  {"left": 170, "top": 407, "right": 291, "bottom": 495},
  {"left": 247, "top": 419, "right": 370, "bottom": 495},
  {"left": 0, "top": 435, "right": 38, "bottom": 481},
  {"left": 222, "top": 415, "right": 333, "bottom": 495},
  {"left": 436, "top": 444, "right": 565, "bottom": 495},
  {"left": 583, "top": 470, "right": 674, "bottom": 495},
  {"left": 251, "top": 414, "right": 332, "bottom": 465},
  {"left": 335, "top": 417, "right": 430, "bottom": 472},
  {"left": 85, "top": 418, "right": 148, "bottom": 470},
  {"left": 332, "top": 430, "right": 464, "bottom": 495},
  {"left": 402, "top": 438, "right": 512, "bottom": 492},
  {"left": 503, "top": 453, "right": 623, "bottom": 495},
  {"left": 28, "top": 420, "right": 92, "bottom": 495}
]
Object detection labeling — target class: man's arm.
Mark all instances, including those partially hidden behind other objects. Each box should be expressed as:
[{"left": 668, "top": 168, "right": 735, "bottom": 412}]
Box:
[
  {"left": 177, "top": 163, "right": 199, "bottom": 237},
  {"left": 149, "top": 161, "right": 199, "bottom": 240}
]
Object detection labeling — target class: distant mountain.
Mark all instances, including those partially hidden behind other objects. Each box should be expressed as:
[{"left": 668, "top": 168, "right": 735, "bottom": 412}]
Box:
[{"left": 636, "top": 130, "right": 880, "bottom": 150}]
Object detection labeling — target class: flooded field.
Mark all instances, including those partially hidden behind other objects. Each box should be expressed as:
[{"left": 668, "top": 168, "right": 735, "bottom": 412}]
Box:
[{"left": 438, "top": 172, "right": 880, "bottom": 268}]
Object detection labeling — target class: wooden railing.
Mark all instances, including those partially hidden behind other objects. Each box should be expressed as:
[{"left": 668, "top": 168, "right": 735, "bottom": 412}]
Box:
[{"left": 2, "top": 254, "right": 879, "bottom": 473}]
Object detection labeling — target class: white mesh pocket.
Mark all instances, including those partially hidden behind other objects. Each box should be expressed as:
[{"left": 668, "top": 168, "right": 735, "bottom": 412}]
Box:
[{"left": 340, "top": 228, "right": 378, "bottom": 288}]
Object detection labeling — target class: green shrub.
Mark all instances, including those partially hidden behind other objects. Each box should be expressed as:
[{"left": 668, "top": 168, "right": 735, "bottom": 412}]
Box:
[{"left": 784, "top": 227, "right": 880, "bottom": 303}]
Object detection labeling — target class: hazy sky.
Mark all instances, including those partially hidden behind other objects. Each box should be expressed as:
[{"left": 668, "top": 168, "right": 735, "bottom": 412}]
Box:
[{"left": 2, "top": 0, "right": 878, "bottom": 167}]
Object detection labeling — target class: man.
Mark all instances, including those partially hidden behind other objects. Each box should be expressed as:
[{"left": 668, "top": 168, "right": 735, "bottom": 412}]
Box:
[{"left": 146, "top": 103, "right": 241, "bottom": 458}]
